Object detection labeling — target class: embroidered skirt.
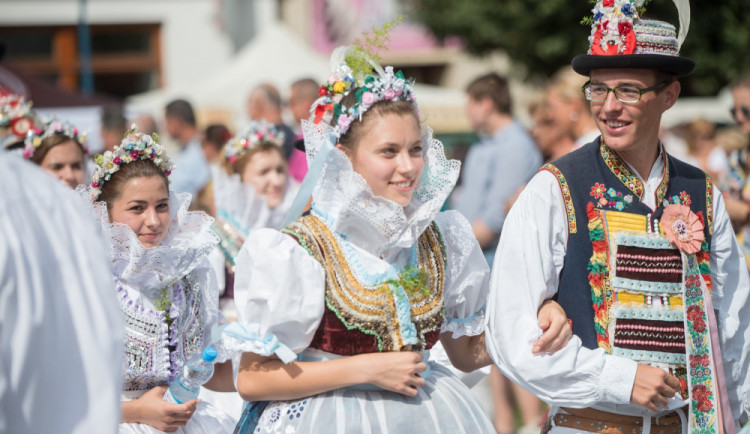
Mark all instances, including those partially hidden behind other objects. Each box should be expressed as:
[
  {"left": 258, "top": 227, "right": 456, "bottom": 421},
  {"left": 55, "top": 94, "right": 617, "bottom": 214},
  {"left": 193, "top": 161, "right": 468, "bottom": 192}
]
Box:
[{"left": 238, "top": 362, "right": 495, "bottom": 434}]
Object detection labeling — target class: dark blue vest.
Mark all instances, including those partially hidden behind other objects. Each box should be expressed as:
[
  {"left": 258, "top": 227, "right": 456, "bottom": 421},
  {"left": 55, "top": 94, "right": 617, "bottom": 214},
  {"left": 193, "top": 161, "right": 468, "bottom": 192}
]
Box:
[{"left": 544, "top": 139, "right": 713, "bottom": 350}]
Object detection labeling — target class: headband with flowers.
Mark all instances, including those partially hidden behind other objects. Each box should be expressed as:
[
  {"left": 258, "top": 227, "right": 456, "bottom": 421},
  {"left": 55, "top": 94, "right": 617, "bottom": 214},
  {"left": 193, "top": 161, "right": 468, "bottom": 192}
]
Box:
[
  {"left": 90, "top": 124, "right": 172, "bottom": 201},
  {"left": 315, "top": 64, "right": 417, "bottom": 138},
  {"left": 224, "top": 120, "right": 285, "bottom": 164},
  {"left": 23, "top": 118, "right": 88, "bottom": 159},
  {"left": 0, "top": 91, "right": 36, "bottom": 148},
  {"left": 310, "top": 19, "right": 417, "bottom": 138}
]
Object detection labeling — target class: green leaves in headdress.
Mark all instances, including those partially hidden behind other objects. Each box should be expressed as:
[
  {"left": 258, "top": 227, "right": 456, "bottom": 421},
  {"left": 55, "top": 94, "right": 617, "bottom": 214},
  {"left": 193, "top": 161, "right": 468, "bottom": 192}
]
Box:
[{"left": 345, "top": 16, "right": 404, "bottom": 85}]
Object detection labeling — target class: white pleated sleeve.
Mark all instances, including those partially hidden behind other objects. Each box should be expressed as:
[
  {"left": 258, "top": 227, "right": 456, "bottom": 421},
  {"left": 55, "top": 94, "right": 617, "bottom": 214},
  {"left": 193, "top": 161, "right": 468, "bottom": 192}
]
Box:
[
  {"left": 220, "top": 228, "right": 326, "bottom": 363},
  {"left": 435, "top": 210, "right": 490, "bottom": 338}
]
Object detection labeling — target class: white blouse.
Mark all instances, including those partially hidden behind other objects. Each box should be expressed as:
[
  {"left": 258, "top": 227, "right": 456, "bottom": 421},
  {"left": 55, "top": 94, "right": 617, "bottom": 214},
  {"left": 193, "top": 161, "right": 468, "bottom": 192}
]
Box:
[{"left": 221, "top": 123, "right": 489, "bottom": 365}]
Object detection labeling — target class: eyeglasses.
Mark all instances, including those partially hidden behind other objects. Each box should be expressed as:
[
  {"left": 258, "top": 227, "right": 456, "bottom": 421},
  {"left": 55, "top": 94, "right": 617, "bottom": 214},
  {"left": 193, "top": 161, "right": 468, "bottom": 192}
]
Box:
[
  {"left": 731, "top": 106, "right": 750, "bottom": 120},
  {"left": 582, "top": 81, "right": 669, "bottom": 104}
]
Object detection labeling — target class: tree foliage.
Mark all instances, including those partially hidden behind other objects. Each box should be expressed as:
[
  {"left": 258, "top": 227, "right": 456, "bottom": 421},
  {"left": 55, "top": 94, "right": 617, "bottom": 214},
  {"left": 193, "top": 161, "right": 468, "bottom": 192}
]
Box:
[{"left": 401, "top": 0, "right": 750, "bottom": 96}]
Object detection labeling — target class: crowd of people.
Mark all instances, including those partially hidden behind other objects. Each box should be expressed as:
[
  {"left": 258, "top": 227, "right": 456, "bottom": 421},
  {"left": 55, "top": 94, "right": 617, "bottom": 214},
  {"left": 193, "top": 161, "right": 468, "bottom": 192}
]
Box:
[{"left": 2, "top": 0, "right": 750, "bottom": 433}]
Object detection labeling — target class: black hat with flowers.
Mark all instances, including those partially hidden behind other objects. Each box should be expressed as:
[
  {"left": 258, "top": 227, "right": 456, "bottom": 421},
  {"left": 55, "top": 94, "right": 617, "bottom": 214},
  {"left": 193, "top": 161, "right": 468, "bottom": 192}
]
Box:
[{"left": 572, "top": 0, "right": 694, "bottom": 76}]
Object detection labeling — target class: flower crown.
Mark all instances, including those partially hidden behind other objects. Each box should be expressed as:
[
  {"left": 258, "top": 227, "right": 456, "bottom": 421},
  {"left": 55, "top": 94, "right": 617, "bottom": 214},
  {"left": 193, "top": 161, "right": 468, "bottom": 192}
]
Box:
[
  {"left": 224, "top": 120, "right": 284, "bottom": 164},
  {"left": 90, "top": 124, "right": 172, "bottom": 201},
  {"left": 0, "top": 91, "right": 36, "bottom": 148},
  {"left": 313, "top": 60, "right": 417, "bottom": 138},
  {"left": 23, "top": 117, "right": 88, "bottom": 159}
]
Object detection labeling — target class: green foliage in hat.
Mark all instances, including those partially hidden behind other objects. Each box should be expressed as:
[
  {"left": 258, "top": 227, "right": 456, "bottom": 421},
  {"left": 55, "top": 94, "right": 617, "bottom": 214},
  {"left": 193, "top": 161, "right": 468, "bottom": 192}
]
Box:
[
  {"left": 580, "top": 0, "right": 651, "bottom": 26},
  {"left": 402, "top": 0, "right": 750, "bottom": 97},
  {"left": 346, "top": 16, "right": 404, "bottom": 84}
]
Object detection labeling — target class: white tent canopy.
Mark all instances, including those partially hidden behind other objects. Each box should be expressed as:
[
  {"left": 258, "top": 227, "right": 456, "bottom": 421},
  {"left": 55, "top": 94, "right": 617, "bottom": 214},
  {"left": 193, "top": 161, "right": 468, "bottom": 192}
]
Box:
[
  {"left": 127, "top": 23, "right": 471, "bottom": 132},
  {"left": 128, "top": 23, "right": 330, "bottom": 126}
]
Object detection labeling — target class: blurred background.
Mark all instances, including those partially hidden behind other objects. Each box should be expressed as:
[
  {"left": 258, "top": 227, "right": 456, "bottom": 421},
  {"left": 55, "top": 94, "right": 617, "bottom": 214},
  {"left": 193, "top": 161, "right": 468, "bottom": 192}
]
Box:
[{"left": 2, "top": 0, "right": 746, "bottom": 154}]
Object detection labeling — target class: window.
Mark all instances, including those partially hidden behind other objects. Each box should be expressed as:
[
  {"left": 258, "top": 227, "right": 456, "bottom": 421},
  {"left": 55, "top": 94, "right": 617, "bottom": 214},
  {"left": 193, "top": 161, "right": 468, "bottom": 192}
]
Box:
[{"left": 0, "top": 23, "right": 162, "bottom": 98}]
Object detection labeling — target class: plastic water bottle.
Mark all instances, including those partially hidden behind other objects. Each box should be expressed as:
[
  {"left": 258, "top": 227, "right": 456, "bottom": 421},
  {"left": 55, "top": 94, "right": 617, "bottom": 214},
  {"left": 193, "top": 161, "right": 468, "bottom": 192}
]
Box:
[{"left": 164, "top": 346, "right": 218, "bottom": 404}]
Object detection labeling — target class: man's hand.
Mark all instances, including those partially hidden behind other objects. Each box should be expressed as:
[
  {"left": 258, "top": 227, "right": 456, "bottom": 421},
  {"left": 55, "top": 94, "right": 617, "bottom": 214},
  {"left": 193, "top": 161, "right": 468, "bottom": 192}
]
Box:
[{"left": 630, "top": 364, "right": 681, "bottom": 412}]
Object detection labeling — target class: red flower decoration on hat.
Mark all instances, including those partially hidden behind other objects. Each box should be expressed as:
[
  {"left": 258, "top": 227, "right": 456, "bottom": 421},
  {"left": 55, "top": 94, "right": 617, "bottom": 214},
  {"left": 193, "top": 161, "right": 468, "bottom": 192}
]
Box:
[
  {"left": 661, "top": 203, "right": 704, "bottom": 254},
  {"left": 603, "top": 0, "right": 614, "bottom": 6},
  {"left": 618, "top": 22, "right": 633, "bottom": 36}
]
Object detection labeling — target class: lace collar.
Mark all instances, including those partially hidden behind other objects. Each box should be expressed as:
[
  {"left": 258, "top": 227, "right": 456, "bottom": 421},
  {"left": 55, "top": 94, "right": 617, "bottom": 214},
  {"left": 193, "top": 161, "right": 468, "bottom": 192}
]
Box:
[
  {"left": 211, "top": 164, "right": 300, "bottom": 232},
  {"left": 301, "top": 120, "right": 459, "bottom": 260},
  {"left": 78, "top": 187, "right": 218, "bottom": 298}
]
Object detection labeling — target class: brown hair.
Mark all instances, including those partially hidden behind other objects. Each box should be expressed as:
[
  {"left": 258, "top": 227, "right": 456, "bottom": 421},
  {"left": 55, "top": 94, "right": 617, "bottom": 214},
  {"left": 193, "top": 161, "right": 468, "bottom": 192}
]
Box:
[
  {"left": 224, "top": 141, "right": 285, "bottom": 177},
  {"left": 336, "top": 93, "right": 420, "bottom": 151},
  {"left": 466, "top": 73, "right": 512, "bottom": 115},
  {"left": 98, "top": 159, "right": 169, "bottom": 209},
  {"left": 29, "top": 134, "right": 85, "bottom": 165}
]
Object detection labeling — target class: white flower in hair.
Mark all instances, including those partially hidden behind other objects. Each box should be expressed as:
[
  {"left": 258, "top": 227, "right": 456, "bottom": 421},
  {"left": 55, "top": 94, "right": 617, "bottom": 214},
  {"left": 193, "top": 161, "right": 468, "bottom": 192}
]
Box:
[{"left": 90, "top": 124, "right": 172, "bottom": 201}]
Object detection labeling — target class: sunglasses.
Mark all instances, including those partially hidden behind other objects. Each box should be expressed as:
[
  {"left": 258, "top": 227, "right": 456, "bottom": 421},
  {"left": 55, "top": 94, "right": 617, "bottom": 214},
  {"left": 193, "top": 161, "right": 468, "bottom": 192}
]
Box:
[{"left": 731, "top": 106, "right": 750, "bottom": 120}]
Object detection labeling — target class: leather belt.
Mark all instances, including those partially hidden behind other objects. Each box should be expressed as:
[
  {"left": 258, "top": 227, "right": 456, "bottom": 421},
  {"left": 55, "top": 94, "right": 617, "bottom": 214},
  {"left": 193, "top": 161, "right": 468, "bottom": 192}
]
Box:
[{"left": 543, "top": 406, "right": 684, "bottom": 434}]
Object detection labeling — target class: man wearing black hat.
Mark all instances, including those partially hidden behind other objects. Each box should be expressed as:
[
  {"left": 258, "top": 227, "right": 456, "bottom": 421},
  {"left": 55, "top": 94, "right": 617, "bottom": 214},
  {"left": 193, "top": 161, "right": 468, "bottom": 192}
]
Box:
[{"left": 485, "top": 1, "right": 750, "bottom": 432}]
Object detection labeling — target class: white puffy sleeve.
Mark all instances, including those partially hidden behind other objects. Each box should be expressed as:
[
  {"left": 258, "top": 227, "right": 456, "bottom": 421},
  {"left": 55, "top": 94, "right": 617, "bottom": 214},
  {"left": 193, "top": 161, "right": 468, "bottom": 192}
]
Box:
[
  {"left": 216, "top": 228, "right": 326, "bottom": 364},
  {"left": 434, "top": 210, "right": 490, "bottom": 338}
]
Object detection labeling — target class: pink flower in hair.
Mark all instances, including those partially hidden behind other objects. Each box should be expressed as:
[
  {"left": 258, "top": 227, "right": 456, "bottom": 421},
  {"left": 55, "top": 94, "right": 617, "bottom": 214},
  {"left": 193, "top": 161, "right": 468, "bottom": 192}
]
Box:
[{"left": 361, "top": 92, "right": 376, "bottom": 106}]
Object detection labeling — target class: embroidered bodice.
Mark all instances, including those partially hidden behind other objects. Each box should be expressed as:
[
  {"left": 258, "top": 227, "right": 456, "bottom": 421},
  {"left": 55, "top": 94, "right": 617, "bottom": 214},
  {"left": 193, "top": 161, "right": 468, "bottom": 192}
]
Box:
[
  {"left": 77, "top": 188, "right": 220, "bottom": 398},
  {"left": 119, "top": 273, "right": 207, "bottom": 395},
  {"left": 284, "top": 214, "right": 446, "bottom": 354}
]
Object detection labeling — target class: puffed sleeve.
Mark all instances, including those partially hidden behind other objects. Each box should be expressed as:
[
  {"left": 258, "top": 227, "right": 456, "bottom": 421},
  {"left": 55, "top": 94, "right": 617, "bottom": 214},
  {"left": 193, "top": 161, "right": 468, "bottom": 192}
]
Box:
[
  {"left": 434, "top": 210, "right": 490, "bottom": 337},
  {"left": 215, "top": 228, "right": 326, "bottom": 363}
]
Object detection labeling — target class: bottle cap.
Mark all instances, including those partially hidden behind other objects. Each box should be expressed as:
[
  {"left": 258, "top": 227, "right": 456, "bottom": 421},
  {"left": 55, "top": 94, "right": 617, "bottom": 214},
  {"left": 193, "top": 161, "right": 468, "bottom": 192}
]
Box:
[{"left": 202, "top": 346, "right": 218, "bottom": 363}]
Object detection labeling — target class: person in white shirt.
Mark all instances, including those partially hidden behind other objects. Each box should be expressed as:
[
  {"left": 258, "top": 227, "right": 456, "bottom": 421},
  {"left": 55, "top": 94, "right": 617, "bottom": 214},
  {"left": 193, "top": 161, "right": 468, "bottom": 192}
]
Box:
[
  {"left": 0, "top": 153, "right": 123, "bottom": 433},
  {"left": 486, "top": 1, "right": 750, "bottom": 432}
]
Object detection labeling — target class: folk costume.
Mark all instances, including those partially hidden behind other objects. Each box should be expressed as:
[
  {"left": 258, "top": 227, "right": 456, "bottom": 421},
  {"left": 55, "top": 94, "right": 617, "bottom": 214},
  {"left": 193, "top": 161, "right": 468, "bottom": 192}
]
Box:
[
  {"left": 84, "top": 127, "right": 236, "bottom": 433},
  {"left": 211, "top": 120, "right": 299, "bottom": 275},
  {"left": 218, "top": 49, "right": 495, "bottom": 433},
  {"left": 486, "top": 1, "right": 750, "bottom": 433}
]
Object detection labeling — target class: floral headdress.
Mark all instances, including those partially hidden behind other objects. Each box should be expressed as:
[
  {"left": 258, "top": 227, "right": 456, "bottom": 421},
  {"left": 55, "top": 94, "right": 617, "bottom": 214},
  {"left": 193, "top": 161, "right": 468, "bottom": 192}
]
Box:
[
  {"left": 23, "top": 117, "right": 88, "bottom": 159},
  {"left": 311, "top": 18, "right": 417, "bottom": 138},
  {"left": 90, "top": 124, "right": 172, "bottom": 201},
  {"left": 224, "top": 120, "right": 284, "bottom": 164},
  {"left": 0, "top": 90, "right": 36, "bottom": 149}
]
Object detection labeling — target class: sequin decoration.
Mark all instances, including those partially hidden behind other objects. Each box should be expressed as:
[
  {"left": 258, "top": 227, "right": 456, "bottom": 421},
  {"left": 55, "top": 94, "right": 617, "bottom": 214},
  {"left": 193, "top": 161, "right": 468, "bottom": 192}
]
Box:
[
  {"left": 283, "top": 214, "right": 445, "bottom": 354},
  {"left": 118, "top": 274, "right": 206, "bottom": 394}
]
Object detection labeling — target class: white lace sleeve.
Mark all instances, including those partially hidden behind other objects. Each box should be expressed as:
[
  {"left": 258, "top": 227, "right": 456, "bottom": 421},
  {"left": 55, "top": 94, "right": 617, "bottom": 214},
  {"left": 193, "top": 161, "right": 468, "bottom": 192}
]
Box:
[
  {"left": 435, "top": 210, "right": 490, "bottom": 338},
  {"left": 216, "top": 228, "right": 326, "bottom": 363}
]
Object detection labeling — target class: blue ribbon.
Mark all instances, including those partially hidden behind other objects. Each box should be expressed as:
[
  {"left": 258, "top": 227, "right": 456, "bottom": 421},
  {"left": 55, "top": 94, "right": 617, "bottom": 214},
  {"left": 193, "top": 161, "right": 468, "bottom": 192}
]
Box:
[
  {"left": 215, "top": 322, "right": 297, "bottom": 364},
  {"left": 282, "top": 132, "right": 337, "bottom": 227}
]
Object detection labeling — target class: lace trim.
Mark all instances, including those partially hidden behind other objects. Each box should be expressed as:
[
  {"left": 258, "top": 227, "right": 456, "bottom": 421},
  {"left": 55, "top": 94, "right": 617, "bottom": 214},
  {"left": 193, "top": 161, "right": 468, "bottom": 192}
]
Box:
[
  {"left": 441, "top": 309, "right": 485, "bottom": 338},
  {"left": 76, "top": 186, "right": 218, "bottom": 297},
  {"left": 300, "top": 119, "right": 460, "bottom": 257}
]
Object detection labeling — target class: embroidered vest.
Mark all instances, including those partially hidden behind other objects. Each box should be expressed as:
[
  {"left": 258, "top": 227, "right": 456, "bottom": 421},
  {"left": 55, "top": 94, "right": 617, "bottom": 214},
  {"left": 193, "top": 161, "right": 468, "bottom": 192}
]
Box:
[
  {"left": 118, "top": 275, "right": 206, "bottom": 394},
  {"left": 544, "top": 140, "right": 714, "bottom": 398},
  {"left": 283, "top": 214, "right": 446, "bottom": 354}
]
